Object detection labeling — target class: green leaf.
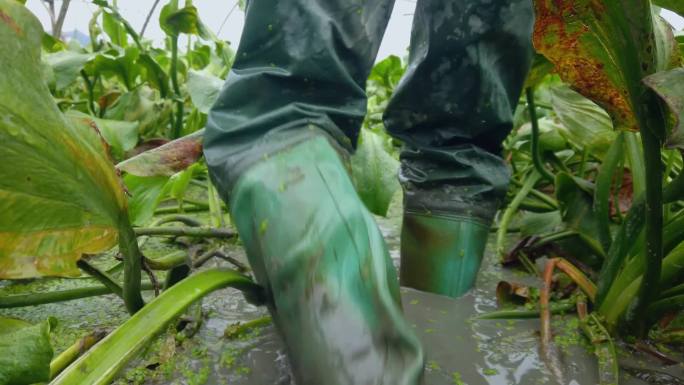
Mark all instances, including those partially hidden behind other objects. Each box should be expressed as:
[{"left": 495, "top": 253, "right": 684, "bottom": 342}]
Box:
[
  {"left": 533, "top": 1, "right": 677, "bottom": 132},
  {"left": 66, "top": 111, "right": 139, "bottom": 160},
  {"left": 593, "top": 132, "right": 625, "bottom": 253},
  {"left": 159, "top": 0, "right": 212, "bottom": 39},
  {"left": 643, "top": 68, "right": 684, "bottom": 149},
  {"left": 519, "top": 210, "right": 563, "bottom": 236},
  {"left": 187, "top": 69, "right": 223, "bottom": 113},
  {"left": 0, "top": 0, "right": 127, "bottom": 279},
  {"left": 43, "top": 50, "right": 93, "bottom": 90},
  {"left": 351, "top": 128, "right": 400, "bottom": 216},
  {"left": 84, "top": 46, "right": 140, "bottom": 90},
  {"left": 124, "top": 174, "right": 171, "bottom": 225},
  {"left": 51, "top": 269, "right": 260, "bottom": 385},
  {"left": 117, "top": 129, "right": 204, "bottom": 177},
  {"left": 653, "top": 0, "right": 684, "bottom": 17},
  {"left": 138, "top": 53, "right": 170, "bottom": 98},
  {"left": 549, "top": 86, "right": 616, "bottom": 157},
  {"left": 555, "top": 172, "right": 604, "bottom": 259},
  {"left": 104, "top": 87, "right": 173, "bottom": 137},
  {"left": 0, "top": 317, "right": 56, "bottom": 385},
  {"left": 101, "top": 9, "right": 127, "bottom": 47}
]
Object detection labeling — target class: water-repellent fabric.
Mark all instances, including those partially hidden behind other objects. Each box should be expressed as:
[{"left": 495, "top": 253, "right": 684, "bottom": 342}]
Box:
[{"left": 204, "top": 0, "right": 534, "bottom": 382}]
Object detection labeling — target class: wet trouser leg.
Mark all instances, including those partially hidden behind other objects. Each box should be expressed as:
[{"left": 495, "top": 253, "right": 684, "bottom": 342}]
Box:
[
  {"left": 203, "top": 1, "right": 424, "bottom": 384},
  {"left": 384, "top": 0, "right": 535, "bottom": 297}
]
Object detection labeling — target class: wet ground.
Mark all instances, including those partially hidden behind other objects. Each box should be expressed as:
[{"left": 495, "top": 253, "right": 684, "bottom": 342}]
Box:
[{"left": 1, "top": 197, "right": 683, "bottom": 385}]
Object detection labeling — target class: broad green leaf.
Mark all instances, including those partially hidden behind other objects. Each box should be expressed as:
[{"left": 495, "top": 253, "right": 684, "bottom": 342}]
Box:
[
  {"left": 102, "top": 9, "right": 127, "bottom": 47},
  {"left": 351, "top": 128, "right": 400, "bottom": 217},
  {"left": 643, "top": 68, "right": 684, "bottom": 149},
  {"left": 159, "top": 0, "right": 212, "bottom": 39},
  {"left": 84, "top": 46, "right": 140, "bottom": 90},
  {"left": 0, "top": 0, "right": 126, "bottom": 278},
  {"left": 124, "top": 174, "right": 171, "bottom": 225},
  {"left": 555, "top": 172, "right": 604, "bottom": 259},
  {"left": 0, "top": 317, "right": 56, "bottom": 385},
  {"left": 66, "top": 111, "right": 139, "bottom": 160},
  {"left": 519, "top": 210, "right": 563, "bottom": 236},
  {"left": 117, "top": 129, "right": 204, "bottom": 177},
  {"left": 44, "top": 50, "right": 93, "bottom": 90},
  {"left": 533, "top": 1, "right": 676, "bottom": 132},
  {"left": 654, "top": 0, "right": 684, "bottom": 17},
  {"left": 187, "top": 69, "right": 223, "bottom": 113},
  {"left": 41, "top": 32, "right": 66, "bottom": 52},
  {"left": 104, "top": 87, "right": 173, "bottom": 137},
  {"left": 138, "top": 53, "right": 170, "bottom": 98},
  {"left": 368, "top": 55, "right": 404, "bottom": 90},
  {"left": 550, "top": 86, "right": 616, "bottom": 157}
]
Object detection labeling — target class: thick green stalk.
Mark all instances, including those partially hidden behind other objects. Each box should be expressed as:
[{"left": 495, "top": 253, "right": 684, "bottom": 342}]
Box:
[
  {"left": 80, "top": 70, "right": 96, "bottom": 115},
  {"left": 118, "top": 213, "right": 145, "bottom": 314},
  {"left": 496, "top": 171, "right": 541, "bottom": 259},
  {"left": 594, "top": 132, "right": 624, "bottom": 253},
  {"left": 50, "top": 331, "right": 107, "bottom": 379},
  {"left": 0, "top": 283, "right": 154, "bottom": 308},
  {"left": 51, "top": 269, "right": 261, "bottom": 385},
  {"left": 170, "top": 34, "right": 183, "bottom": 139},
  {"left": 475, "top": 301, "right": 576, "bottom": 320},
  {"left": 134, "top": 226, "right": 235, "bottom": 238},
  {"left": 596, "top": 171, "right": 684, "bottom": 306},
  {"left": 627, "top": 125, "right": 663, "bottom": 335},
  {"left": 526, "top": 88, "right": 555, "bottom": 183},
  {"left": 76, "top": 260, "right": 123, "bottom": 299}
]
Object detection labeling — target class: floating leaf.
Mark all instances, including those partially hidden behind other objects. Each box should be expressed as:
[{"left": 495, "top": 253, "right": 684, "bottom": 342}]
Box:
[
  {"left": 351, "top": 128, "right": 400, "bottom": 217},
  {"left": 117, "top": 129, "right": 204, "bottom": 177},
  {"left": 533, "top": 1, "right": 676, "bottom": 131},
  {"left": 0, "top": 317, "right": 56, "bottom": 385},
  {"left": 643, "top": 68, "right": 684, "bottom": 149},
  {"left": 0, "top": 0, "right": 126, "bottom": 278}
]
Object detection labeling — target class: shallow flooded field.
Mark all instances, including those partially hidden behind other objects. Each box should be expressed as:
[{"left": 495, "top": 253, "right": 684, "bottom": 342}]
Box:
[{"left": 2, "top": 200, "right": 683, "bottom": 385}]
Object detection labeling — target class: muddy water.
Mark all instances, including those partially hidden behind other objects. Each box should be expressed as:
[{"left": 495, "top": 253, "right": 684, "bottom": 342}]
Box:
[{"left": 1, "top": 200, "right": 683, "bottom": 384}]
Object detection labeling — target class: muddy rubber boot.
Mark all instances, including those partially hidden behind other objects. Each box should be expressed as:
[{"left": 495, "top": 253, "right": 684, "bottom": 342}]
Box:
[
  {"left": 228, "top": 134, "right": 424, "bottom": 385},
  {"left": 400, "top": 212, "right": 489, "bottom": 298}
]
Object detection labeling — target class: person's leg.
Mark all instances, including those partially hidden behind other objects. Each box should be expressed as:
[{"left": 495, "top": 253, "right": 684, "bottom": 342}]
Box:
[
  {"left": 204, "top": 1, "right": 424, "bottom": 384},
  {"left": 384, "top": 0, "right": 535, "bottom": 298}
]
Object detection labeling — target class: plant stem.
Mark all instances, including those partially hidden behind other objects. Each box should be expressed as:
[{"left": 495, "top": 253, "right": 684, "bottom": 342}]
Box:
[
  {"left": 510, "top": 178, "right": 559, "bottom": 208},
  {"left": 496, "top": 171, "right": 541, "bottom": 259},
  {"left": 118, "top": 213, "right": 145, "bottom": 314},
  {"left": 526, "top": 88, "right": 555, "bottom": 183},
  {"left": 134, "top": 226, "right": 235, "bottom": 238},
  {"left": 594, "top": 132, "right": 624, "bottom": 253},
  {"left": 554, "top": 258, "right": 597, "bottom": 302},
  {"left": 50, "top": 330, "right": 107, "bottom": 379},
  {"left": 540, "top": 258, "right": 555, "bottom": 346},
  {"left": 139, "top": 0, "right": 161, "bottom": 38},
  {"left": 51, "top": 269, "right": 261, "bottom": 385},
  {"left": 475, "top": 301, "right": 576, "bottom": 320},
  {"left": 76, "top": 260, "right": 123, "bottom": 299},
  {"left": 0, "top": 282, "right": 154, "bottom": 308},
  {"left": 144, "top": 250, "right": 188, "bottom": 270},
  {"left": 80, "top": 70, "right": 96, "bottom": 115},
  {"left": 628, "top": 125, "right": 663, "bottom": 335},
  {"left": 170, "top": 34, "right": 183, "bottom": 139}
]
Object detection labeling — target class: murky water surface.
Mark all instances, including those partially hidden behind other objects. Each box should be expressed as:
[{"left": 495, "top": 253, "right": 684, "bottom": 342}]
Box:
[{"left": 1, "top": 200, "right": 682, "bottom": 384}]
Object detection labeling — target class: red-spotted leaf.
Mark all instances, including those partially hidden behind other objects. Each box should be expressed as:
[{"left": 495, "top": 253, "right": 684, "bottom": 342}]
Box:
[
  {"left": 533, "top": 0, "right": 678, "bottom": 131},
  {"left": 117, "top": 129, "right": 204, "bottom": 177}
]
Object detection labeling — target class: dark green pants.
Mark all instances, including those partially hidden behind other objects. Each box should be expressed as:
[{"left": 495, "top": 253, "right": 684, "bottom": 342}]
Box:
[
  {"left": 204, "top": 1, "right": 534, "bottom": 383},
  {"left": 205, "top": 0, "right": 534, "bottom": 223}
]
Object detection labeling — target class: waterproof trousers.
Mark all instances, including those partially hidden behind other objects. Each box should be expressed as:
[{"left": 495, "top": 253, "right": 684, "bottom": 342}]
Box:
[{"left": 204, "top": 0, "right": 534, "bottom": 384}]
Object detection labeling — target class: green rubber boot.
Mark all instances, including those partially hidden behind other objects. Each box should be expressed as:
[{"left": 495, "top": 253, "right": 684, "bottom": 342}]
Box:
[
  {"left": 400, "top": 212, "right": 490, "bottom": 298},
  {"left": 229, "top": 134, "right": 424, "bottom": 385}
]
